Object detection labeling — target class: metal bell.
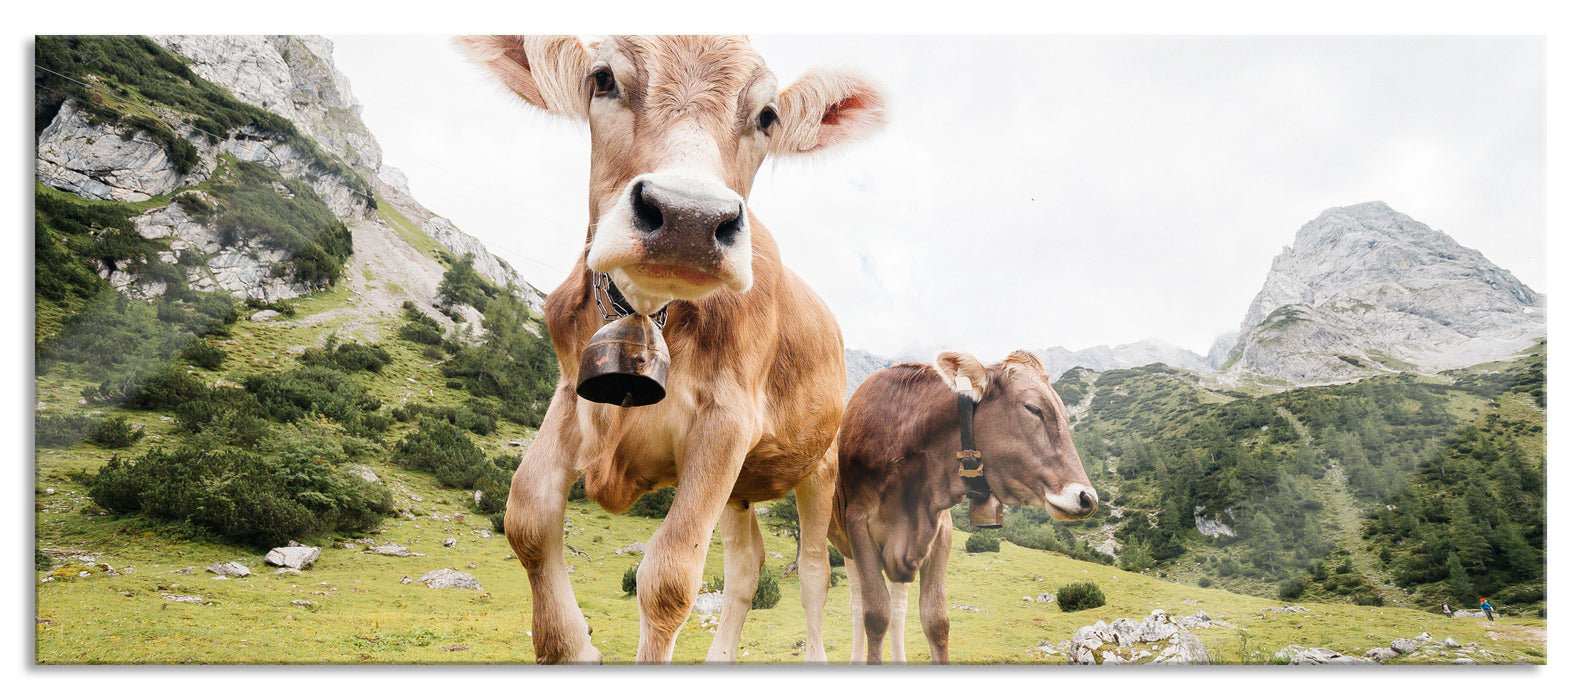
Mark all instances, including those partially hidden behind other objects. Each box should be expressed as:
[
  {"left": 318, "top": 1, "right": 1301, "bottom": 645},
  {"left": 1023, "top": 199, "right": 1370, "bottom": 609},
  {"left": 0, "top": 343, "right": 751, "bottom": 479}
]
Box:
[
  {"left": 576, "top": 313, "right": 670, "bottom": 407},
  {"left": 968, "top": 493, "right": 1004, "bottom": 528}
]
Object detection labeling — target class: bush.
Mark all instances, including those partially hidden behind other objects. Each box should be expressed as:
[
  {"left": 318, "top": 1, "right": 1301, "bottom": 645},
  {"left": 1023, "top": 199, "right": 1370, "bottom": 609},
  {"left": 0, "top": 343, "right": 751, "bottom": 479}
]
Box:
[
  {"left": 84, "top": 428, "right": 392, "bottom": 547},
  {"left": 300, "top": 337, "right": 391, "bottom": 373},
  {"left": 391, "top": 420, "right": 486, "bottom": 488},
  {"left": 829, "top": 549, "right": 845, "bottom": 567},
  {"left": 964, "top": 531, "right": 1001, "bottom": 553},
  {"left": 180, "top": 339, "right": 227, "bottom": 370},
  {"left": 629, "top": 487, "right": 675, "bottom": 518},
  {"left": 1198, "top": 576, "right": 1212, "bottom": 588},
  {"left": 35, "top": 413, "right": 99, "bottom": 447},
  {"left": 1056, "top": 580, "right": 1106, "bottom": 613},
  {"left": 1277, "top": 577, "right": 1306, "bottom": 601},
  {"left": 622, "top": 565, "right": 639, "bottom": 596},
  {"left": 751, "top": 568, "right": 781, "bottom": 610},
  {"left": 86, "top": 416, "right": 145, "bottom": 448}
]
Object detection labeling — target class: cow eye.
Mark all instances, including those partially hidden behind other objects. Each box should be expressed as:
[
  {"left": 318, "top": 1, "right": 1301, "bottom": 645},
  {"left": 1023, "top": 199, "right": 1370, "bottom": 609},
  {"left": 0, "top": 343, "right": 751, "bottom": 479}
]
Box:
[
  {"left": 1025, "top": 404, "right": 1045, "bottom": 420},
  {"left": 756, "top": 106, "right": 779, "bottom": 132},
  {"left": 592, "top": 67, "right": 618, "bottom": 98}
]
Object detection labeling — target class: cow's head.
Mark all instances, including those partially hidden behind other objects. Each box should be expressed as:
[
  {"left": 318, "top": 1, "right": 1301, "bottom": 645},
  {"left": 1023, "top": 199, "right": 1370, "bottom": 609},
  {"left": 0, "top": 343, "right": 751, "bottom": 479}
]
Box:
[
  {"left": 936, "top": 350, "right": 1098, "bottom": 521},
  {"left": 458, "top": 35, "right": 885, "bottom": 314}
]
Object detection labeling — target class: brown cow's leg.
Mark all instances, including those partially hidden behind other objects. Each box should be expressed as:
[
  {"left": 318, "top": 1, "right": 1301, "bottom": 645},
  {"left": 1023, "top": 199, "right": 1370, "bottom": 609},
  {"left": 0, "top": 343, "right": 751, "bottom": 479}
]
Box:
[
  {"left": 793, "top": 451, "right": 836, "bottom": 664},
  {"left": 887, "top": 579, "right": 910, "bottom": 664},
  {"left": 635, "top": 410, "right": 755, "bottom": 664},
  {"left": 505, "top": 388, "right": 599, "bottom": 664},
  {"left": 843, "top": 510, "right": 891, "bottom": 665},
  {"left": 705, "top": 502, "right": 764, "bottom": 663},
  {"left": 847, "top": 564, "right": 866, "bottom": 664},
  {"left": 919, "top": 514, "right": 952, "bottom": 664}
]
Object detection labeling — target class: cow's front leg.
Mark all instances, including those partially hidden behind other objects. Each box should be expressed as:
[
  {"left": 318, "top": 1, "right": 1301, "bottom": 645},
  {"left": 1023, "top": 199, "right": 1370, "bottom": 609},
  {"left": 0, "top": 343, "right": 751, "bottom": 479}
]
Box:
[
  {"left": 847, "top": 563, "right": 866, "bottom": 664},
  {"left": 635, "top": 404, "right": 756, "bottom": 664},
  {"left": 504, "top": 386, "right": 600, "bottom": 664},
  {"left": 704, "top": 502, "right": 764, "bottom": 663},
  {"left": 844, "top": 509, "right": 892, "bottom": 665},
  {"left": 793, "top": 449, "right": 837, "bottom": 664},
  {"left": 919, "top": 514, "right": 952, "bottom": 664}
]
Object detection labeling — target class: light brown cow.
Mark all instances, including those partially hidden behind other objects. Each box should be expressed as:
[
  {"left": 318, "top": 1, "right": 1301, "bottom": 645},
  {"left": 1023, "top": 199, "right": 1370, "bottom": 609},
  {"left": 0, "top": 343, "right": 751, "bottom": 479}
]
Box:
[
  {"left": 829, "top": 350, "right": 1097, "bottom": 664},
  {"left": 457, "top": 35, "right": 884, "bottom": 664}
]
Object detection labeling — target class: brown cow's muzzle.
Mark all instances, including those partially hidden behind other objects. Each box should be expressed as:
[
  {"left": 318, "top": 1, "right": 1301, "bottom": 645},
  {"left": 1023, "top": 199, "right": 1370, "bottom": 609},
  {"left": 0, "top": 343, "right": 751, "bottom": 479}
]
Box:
[{"left": 576, "top": 313, "right": 670, "bottom": 407}]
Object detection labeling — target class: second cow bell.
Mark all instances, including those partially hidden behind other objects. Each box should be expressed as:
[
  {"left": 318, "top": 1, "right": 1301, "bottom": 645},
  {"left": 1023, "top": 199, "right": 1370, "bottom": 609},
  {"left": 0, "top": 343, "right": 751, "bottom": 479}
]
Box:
[{"left": 576, "top": 313, "right": 670, "bottom": 407}]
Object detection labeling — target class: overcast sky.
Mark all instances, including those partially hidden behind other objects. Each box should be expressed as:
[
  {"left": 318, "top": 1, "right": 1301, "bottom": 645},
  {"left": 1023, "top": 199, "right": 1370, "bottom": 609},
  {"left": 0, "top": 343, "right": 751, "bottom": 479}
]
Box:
[{"left": 326, "top": 34, "right": 1544, "bottom": 362}]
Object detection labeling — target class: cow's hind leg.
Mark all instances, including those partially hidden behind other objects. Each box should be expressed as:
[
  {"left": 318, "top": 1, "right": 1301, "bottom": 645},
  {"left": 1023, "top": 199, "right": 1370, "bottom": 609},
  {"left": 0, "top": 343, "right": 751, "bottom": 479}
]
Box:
[
  {"left": 847, "top": 564, "right": 866, "bottom": 664},
  {"left": 705, "top": 502, "right": 765, "bottom": 663},
  {"left": 920, "top": 514, "right": 953, "bottom": 664},
  {"left": 793, "top": 451, "right": 836, "bottom": 664},
  {"left": 887, "top": 579, "right": 910, "bottom": 664},
  {"left": 504, "top": 388, "right": 600, "bottom": 664}
]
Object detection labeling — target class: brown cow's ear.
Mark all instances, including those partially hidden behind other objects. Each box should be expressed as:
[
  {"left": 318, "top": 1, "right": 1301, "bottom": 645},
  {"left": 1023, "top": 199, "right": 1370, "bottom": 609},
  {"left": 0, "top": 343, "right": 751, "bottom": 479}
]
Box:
[
  {"left": 1003, "top": 349, "right": 1047, "bottom": 376},
  {"left": 936, "top": 351, "right": 987, "bottom": 402},
  {"left": 454, "top": 35, "right": 594, "bottom": 119},
  {"left": 771, "top": 68, "right": 886, "bottom": 155}
]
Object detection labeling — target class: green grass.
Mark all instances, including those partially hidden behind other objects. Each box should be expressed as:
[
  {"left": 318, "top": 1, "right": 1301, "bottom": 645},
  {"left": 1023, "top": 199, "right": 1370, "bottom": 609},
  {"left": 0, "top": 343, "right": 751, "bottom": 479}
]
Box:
[{"left": 376, "top": 199, "right": 446, "bottom": 264}]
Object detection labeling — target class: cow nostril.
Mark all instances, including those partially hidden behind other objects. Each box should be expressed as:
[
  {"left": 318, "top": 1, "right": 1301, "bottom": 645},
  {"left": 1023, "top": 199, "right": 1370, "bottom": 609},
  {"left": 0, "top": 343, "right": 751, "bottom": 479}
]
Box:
[
  {"left": 632, "top": 181, "right": 664, "bottom": 234},
  {"left": 714, "top": 207, "right": 743, "bottom": 246},
  {"left": 1077, "top": 490, "right": 1096, "bottom": 514}
]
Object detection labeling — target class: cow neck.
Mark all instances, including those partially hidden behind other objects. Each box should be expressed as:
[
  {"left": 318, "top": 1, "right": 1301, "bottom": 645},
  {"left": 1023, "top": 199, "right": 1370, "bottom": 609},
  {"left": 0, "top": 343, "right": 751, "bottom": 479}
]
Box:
[
  {"left": 956, "top": 391, "right": 991, "bottom": 500},
  {"left": 592, "top": 271, "right": 669, "bottom": 329}
]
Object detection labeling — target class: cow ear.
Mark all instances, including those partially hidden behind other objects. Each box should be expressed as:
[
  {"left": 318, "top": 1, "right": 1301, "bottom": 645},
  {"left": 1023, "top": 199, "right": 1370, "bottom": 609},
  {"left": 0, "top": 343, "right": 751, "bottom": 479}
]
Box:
[
  {"left": 1003, "top": 349, "right": 1047, "bottom": 377},
  {"left": 455, "top": 35, "right": 594, "bottom": 119},
  {"left": 771, "top": 68, "right": 885, "bottom": 155},
  {"left": 936, "top": 351, "right": 987, "bottom": 402}
]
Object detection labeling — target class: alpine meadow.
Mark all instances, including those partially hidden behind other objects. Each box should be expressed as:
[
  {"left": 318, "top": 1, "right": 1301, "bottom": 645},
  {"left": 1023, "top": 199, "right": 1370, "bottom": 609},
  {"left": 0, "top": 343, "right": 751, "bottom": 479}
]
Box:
[{"left": 33, "top": 34, "right": 1545, "bottom": 666}]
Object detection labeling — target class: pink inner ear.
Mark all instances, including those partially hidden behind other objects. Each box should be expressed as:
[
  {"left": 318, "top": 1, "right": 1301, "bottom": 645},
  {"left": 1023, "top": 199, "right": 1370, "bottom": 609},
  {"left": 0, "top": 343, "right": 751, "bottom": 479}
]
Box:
[{"left": 816, "top": 90, "right": 882, "bottom": 150}]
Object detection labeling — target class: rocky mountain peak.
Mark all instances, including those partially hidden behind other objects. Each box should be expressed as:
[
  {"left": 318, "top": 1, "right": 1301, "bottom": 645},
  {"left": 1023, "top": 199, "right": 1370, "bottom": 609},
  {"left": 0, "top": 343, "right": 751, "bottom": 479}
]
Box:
[{"left": 1222, "top": 202, "right": 1543, "bottom": 384}]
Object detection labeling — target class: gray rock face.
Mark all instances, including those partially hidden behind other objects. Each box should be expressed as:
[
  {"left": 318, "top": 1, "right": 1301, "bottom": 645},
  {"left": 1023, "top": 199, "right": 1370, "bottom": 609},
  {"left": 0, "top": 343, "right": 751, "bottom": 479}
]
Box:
[
  {"left": 1068, "top": 610, "right": 1211, "bottom": 665},
  {"left": 421, "top": 217, "right": 533, "bottom": 301},
  {"left": 206, "top": 562, "right": 251, "bottom": 578},
  {"left": 264, "top": 545, "right": 320, "bottom": 570},
  {"left": 419, "top": 569, "right": 483, "bottom": 591},
  {"left": 845, "top": 348, "right": 903, "bottom": 396},
  {"left": 1223, "top": 202, "right": 1545, "bottom": 384},
  {"left": 151, "top": 35, "right": 382, "bottom": 176},
  {"left": 36, "top": 99, "right": 185, "bottom": 201}
]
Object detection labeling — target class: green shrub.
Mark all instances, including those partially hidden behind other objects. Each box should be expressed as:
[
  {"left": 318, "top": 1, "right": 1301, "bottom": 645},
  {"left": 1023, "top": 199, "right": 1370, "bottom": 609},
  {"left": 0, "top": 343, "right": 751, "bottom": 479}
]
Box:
[
  {"left": 391, "top": 420, "right": 486, "bottom": 488},
  {"left": 84, "top": 428, "right": 392, "bottom": 547},
  {"left": 181, "top": 339, "right": 227, "bottom": 370},
  {"left": 1055, "top": 580, "right": 1106, "bottom": 612},
  {"left": 622, "top": 565, "right": 639, "bottom": 596},
  {"left": 964, "top": 531, "right": 1001, "bottom": 553},
  {"left": 398, "top": 303, "right": 446, "bottom": 346},
  {"left": 35, "top": 413, "right": 99, "bottom": 447},
  {"left": 1198, "top": 576, "right": 1212, "bottom": 588},
  {"left": 300, "top": 337, "right": 391, "bottom": 373},
  {"left": 86, "top": 416, "right": 145, "bottom": 448},
  {"left": 829, "top": 549, "right": 845, "bottom": 567},
  {"left": 629, "top": 487, "right": 675, "bottom": 518},
  {"left": 751, "top": 568, "right": 781, "bottom": 610},
  {"left": 1277, "top": 577, "right": 1306, "bottom": 601}
]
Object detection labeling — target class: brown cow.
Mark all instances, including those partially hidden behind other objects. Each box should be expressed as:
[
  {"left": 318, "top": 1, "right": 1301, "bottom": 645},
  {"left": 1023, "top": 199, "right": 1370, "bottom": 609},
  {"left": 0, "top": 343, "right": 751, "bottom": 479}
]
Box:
[
  {"left": 456, "top": 35, "right": 884, "bottom": 664},
  {"left": 829, "top": 350, "right": 1097, "bottom": 664}
]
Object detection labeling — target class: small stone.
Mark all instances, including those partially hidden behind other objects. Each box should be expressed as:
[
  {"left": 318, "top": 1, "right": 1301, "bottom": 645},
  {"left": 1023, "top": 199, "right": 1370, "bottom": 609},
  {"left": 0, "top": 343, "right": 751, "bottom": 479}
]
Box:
[
  {"left": 161, "top": 593, "right": 203, "bottom": 603},
  {"left": 418, "top": 569, "right": 483, "bottom": 591},
  {"left": 206, "top": 562, "right": 251, "bottom": 578},
  {"left": 291, "top": 600, "right": 314, "bottom": 606},
  {"left": 399, "top": 576, "right": 412, "bottom": 584},
  {"left": 444, "top": 537, "right": 457, "bottom": 548},
  {"left": 1390, "top": 638, "right": 1418, "bottom": 655},
  {"left": 443, "top": 644, "right": 471, "bottom": 652}
]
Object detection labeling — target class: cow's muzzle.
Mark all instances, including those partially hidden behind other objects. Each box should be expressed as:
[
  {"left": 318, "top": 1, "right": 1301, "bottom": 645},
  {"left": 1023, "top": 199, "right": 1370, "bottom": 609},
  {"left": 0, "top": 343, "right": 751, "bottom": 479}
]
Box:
[
  {"left": 1043, "top": 483, "right": 1099, "bottom": 520},
  {"left": 588, "top": 172, "right": 754, "bottom": 310}
]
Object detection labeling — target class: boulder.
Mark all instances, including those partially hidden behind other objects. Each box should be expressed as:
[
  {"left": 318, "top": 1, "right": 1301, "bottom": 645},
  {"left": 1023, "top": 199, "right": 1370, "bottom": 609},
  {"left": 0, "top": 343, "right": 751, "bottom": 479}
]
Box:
[
  {"left": 1390, "top": 638, "right": 1418, "bottom": 655},
  {"left": 1444, "top": 637, "right": 1460, "bottom": 649},
  {"left": 444, "top": 537, "right": 457, "bottom": 548},
  {"left": 206, "top": 562, "right": 251, "bottom": 578},
  {"left": 692, "top": 592, "right": 725, "bottom": 614},
  {"left": 367, "top": 543, "right": 422, "bottom": 557},
  {"left": 1365, "top": 647, "right": 1398, "bottom": 662},
  {"left": 617, "top": 542, "right": 646, "bottom": 555},
  {"left": 1068, "top": 610, "right": 1210, "bottom": 665},
  {"left": 418, "top": 569, "right": 483, "bottom": 591},
  {"left": 1035, "top": 593, "right": 1056, "bottom": 604},
  {"left": 1282, "top": 645, "right": 1373, "bottom": 665},
  {"left": 264, "top": 545, "right": 320, "bottom": 570}
]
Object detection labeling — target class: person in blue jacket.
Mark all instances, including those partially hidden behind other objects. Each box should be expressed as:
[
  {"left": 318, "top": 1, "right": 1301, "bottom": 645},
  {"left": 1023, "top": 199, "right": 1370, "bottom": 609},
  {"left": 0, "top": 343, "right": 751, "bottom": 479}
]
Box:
[{"left": 1480, "top": 598, "right": 1494, "bottom": 621}]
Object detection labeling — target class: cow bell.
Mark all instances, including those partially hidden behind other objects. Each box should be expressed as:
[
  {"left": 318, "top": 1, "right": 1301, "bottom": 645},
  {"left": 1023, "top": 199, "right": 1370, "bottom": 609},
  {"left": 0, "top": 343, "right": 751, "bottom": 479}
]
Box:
[
  {"left": 968, "top": 493, "right": 1004, "bottom": 529},
  {"left": 576, "top": 313, "right": 670, "bottom": 407}
]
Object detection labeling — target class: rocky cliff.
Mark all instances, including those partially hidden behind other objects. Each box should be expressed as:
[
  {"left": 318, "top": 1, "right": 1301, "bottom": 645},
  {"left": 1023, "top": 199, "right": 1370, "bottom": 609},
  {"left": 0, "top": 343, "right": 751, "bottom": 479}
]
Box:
[
  {"left": 1041, "top": 339, "right": 1214, "bottom": 379},
  {"left": 35, "top": 35, "right": 543, "bottom": 313},
  {"left": 1220, "top": 201, "right": 1544, "bottom": 384}
]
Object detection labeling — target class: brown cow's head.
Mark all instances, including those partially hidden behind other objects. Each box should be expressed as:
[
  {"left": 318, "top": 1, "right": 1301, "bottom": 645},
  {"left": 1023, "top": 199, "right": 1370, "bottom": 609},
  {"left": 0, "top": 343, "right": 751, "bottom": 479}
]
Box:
[
  {"left": 457, "top": 35, "right": 885, "bottom": 314},
  {"left": 936, "top": 350, "right": 1098, "bottom": 521}
]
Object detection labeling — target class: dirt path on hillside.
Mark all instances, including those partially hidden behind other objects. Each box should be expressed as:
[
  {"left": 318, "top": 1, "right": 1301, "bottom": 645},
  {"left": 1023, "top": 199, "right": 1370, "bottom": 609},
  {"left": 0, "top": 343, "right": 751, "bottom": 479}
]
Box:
[{"left": 289, "top": 217, "right": 478, "bottom": 344}]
